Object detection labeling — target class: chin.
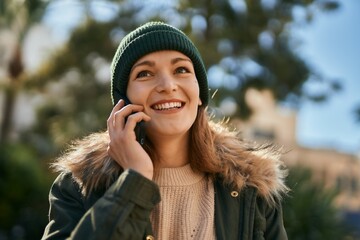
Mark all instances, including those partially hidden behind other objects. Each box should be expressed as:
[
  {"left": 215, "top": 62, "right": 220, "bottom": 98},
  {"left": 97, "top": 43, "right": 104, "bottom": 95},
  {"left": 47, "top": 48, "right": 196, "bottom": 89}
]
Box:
[{"left": 148, "top": 123, "right": 192, "bottom": 138}]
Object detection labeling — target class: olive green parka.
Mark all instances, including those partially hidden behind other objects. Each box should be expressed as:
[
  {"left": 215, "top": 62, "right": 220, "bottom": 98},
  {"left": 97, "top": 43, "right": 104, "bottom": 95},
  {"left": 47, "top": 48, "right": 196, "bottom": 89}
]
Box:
[{"left": 42, "top": 131, "right": 288, "bottom": 240}]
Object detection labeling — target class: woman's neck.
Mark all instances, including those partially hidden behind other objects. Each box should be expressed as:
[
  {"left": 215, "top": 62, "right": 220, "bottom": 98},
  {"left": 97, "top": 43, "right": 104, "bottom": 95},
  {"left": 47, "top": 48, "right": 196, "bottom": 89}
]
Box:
[{"left": 152, "top": 134, "right": 190, "bottom": 168}]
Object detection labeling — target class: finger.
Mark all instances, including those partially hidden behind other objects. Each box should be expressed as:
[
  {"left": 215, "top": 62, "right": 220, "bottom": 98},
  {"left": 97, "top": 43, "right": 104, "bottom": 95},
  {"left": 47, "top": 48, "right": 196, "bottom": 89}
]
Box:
[
  {"left": 107, "top": 99, "right": 125, "bottom": 131},
  {"left": 108, "top": 103, "right": 147, "bottom": 139},
  {"left": 107, "top": 99, "right": 125, "bottom": 123},
  {"left": 113, "top": 104, "right": 145, "bottom": 127},
  {"left": 123, "top": 112, "right": 151, "bottom": 131}
]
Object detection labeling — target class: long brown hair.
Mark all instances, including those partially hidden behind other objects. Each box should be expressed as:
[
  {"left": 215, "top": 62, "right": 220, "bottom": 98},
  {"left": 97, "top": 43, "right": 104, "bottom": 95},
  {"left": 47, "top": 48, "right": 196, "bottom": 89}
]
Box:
[{"left": 188, "top": 107, "right": 219, "bottom": 173}]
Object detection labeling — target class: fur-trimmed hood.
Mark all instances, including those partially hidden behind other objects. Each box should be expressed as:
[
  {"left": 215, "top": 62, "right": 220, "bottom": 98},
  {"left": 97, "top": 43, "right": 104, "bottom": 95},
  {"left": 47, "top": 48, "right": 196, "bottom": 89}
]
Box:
[{"left": 52, "top": 131, "right": 288, "bottom": 204}]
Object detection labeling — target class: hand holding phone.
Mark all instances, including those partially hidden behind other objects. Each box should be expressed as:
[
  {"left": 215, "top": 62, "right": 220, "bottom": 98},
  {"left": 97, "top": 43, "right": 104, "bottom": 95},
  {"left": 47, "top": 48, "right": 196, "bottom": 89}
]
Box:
[{"left": 107, "top": 99, "right": 153, "bottom": 179}]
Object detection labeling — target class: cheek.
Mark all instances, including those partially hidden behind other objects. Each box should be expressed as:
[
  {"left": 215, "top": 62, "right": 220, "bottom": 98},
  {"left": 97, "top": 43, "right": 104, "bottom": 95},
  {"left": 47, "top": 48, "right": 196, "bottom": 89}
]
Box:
[
  {"left": 126, "top": 83, "right": 149, "bottom": 104},
  {"left": 187, "top": 81, "right": 200, "bottom": 101}
]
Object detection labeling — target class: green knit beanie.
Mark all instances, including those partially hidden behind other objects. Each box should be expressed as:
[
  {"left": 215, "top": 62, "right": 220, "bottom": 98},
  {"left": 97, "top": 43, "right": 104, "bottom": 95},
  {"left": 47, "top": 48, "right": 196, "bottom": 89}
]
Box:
[{"left": 110, "top": 21, "right": 209, "bottom": 106}]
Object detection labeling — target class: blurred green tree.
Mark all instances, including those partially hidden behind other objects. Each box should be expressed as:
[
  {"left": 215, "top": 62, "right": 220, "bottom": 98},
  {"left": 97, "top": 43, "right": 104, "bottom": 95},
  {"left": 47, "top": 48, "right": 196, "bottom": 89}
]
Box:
[
  {"left": 0, "top": 1, "right": 54, "bottom": 239},
  {"left": 0, "top": 0, "right": 50, "bottom": 142},
  {"left": 283, "top": 167, "right": 355, "bottom": 239},
  {"left": 0, "top": 143, "right": 52, "bottom": 239}
]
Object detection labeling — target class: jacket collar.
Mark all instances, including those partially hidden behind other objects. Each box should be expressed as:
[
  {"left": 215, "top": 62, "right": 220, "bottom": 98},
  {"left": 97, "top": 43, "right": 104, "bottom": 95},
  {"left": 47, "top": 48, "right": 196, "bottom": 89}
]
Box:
[{"left": 52, "top": 131, "right": 288, "bottom": 203}]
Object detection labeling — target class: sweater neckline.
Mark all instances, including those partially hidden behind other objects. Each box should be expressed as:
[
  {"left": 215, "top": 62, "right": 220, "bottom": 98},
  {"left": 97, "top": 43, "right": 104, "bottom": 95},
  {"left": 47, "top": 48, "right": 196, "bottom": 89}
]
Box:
[{"left": 153, "top": 164, "right": 205, "bottom": 187}]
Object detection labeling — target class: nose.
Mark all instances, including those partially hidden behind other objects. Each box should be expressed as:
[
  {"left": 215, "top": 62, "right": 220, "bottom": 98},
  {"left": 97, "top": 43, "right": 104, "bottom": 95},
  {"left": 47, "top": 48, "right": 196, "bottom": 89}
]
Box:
[{"left": 155, "top": 71, "right": 178, "bottom": 93}]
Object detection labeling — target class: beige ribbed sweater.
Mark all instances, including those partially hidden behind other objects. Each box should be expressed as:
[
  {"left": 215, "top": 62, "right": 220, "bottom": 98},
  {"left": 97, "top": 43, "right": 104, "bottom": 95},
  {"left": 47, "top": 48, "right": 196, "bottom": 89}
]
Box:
[{"left": 150, "top": 164, "right": 216, "bottom": 240}]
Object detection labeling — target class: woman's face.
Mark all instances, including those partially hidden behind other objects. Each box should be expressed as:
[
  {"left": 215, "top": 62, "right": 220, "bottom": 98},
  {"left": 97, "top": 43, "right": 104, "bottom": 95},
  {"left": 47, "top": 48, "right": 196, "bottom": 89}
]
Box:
[{"left": 127, "top": 50, "right": 202, "bottom": 141}]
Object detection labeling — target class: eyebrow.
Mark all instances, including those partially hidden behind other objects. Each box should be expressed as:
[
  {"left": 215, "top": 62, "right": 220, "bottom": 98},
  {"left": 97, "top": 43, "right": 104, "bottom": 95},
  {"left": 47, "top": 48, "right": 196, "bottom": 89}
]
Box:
[
  {"left": 131, "top": 57, "right": 193, "bottom": 72},
  {"left": 131, "top": 60, "right": 155, "bottom": 71}
]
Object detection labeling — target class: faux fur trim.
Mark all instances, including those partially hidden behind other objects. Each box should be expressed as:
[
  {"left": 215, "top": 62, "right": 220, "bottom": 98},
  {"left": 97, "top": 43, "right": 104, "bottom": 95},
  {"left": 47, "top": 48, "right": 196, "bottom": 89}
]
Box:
[{"left": 52, "top": 131, "right": 288, "bottom": 203}]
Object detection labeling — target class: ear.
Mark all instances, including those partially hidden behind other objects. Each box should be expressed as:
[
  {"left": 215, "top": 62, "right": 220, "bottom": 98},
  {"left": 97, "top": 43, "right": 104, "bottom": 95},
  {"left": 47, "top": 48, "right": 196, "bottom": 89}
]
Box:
[{"left": 198, "top": 98, "right": 202, "bottom": 106}]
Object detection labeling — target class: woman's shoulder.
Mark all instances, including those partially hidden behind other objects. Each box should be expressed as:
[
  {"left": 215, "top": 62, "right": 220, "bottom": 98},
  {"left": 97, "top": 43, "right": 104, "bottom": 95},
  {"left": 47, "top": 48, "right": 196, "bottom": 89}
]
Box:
[
  {"left": 214, "top": 133, "right": 289, "bottom": 205},
  {"left": 51, "top": 131, "right": 121, "bottom": 197}
]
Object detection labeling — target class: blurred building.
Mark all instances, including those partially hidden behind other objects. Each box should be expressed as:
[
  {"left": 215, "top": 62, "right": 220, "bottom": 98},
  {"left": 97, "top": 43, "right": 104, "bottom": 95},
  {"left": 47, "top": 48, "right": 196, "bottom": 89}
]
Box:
[{"left": 232, "top": 87, "right": 360, "bottom": 212}]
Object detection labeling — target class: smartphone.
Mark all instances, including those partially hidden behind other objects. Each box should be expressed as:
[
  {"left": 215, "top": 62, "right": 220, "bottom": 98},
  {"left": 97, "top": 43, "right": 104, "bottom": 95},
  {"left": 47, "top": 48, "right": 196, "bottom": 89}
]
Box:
[{"left": 123, "top": 98, "right": 146, "bottom": 146}]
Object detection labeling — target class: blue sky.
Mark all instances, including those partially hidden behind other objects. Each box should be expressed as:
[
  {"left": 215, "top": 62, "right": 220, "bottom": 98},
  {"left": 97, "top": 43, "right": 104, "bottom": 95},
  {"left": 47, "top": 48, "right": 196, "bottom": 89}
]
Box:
[{"left": 295, "top": 0, "right": 360, "bottom": 154}]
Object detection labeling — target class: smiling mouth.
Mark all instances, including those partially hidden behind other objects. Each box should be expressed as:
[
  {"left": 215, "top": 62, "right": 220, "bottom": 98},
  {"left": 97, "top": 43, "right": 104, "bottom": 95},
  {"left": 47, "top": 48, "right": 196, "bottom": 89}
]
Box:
[{"left": 152, "top": 102, "right": 184, "bottom": 111}]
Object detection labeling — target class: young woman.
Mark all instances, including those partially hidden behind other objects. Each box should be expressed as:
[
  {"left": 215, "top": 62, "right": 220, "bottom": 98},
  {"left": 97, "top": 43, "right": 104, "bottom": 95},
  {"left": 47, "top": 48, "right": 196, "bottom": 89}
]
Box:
[{"left": 42, "top": 21, "right": 288, "bottom": 240}]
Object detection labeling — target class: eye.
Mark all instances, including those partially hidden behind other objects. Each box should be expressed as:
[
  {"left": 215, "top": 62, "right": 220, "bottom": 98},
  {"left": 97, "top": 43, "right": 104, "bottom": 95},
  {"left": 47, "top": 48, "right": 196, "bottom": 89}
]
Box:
[
  {"left": 175, "top": 66, "right": 190, "bottom": 74},
  {"left": 136, "top": 70, "right": 151, "bottom": 78}
]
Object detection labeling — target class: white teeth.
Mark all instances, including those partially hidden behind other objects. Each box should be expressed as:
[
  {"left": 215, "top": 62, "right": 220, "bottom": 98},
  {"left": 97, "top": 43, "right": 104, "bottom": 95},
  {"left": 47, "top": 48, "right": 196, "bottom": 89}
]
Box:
[{"left": 153, "top": 102, "right": 182, "bottom": 110}]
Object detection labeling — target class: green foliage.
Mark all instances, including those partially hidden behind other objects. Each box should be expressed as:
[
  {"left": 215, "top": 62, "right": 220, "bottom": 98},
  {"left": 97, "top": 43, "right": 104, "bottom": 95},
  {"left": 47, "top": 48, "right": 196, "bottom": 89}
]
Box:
[
  {"left": 283, "top": 167, "right": 355, "bottom": 240},
  {"left": 0, "top": 143, "right": 52, "bottom": 239}
]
